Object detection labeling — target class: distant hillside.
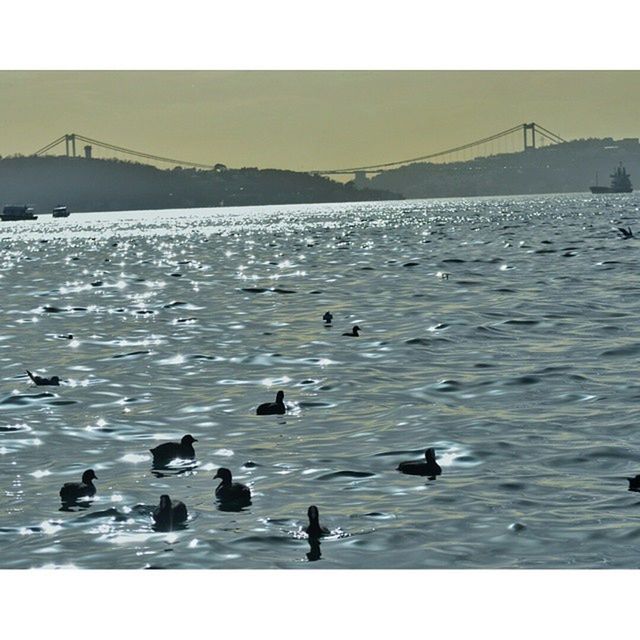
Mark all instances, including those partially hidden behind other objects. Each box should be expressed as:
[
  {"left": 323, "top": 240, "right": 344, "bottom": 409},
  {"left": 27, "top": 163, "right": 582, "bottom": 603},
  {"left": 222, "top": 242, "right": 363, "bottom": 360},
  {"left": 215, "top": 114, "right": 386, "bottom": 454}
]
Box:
[
  {"left": 366, "top": 137, "right": 640, "bottom": 198},
  {"left": 0, "top": 156, "right": 401, "bottom": 213}
]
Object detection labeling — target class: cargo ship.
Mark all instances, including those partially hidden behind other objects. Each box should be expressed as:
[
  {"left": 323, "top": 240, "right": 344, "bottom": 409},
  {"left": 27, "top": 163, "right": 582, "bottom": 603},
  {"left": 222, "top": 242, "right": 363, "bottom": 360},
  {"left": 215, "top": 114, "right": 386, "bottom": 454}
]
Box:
[
  {"left": 590, "top": 164, "right": 633, "bottom": 194},
  {"left": 1, "top": 205, "right": 37, "bottom": 221}
]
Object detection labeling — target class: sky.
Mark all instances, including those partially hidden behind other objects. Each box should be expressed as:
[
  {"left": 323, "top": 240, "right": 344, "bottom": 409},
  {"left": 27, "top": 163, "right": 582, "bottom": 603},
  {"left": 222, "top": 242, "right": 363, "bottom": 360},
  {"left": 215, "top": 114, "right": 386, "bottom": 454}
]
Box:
[
  {"left": 2, "top": 70, "right": 640, "bottom": 173},
  {"left": 3, "top": 1, "right": 640, "bottom": 176}
]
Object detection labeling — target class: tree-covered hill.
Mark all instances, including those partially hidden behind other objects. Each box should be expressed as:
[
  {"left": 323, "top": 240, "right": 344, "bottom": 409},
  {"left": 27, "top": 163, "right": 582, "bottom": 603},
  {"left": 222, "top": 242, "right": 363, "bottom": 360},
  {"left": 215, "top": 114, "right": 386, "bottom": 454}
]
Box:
[{"left": 0, "top": 156, "right": 401, "bottom": 213}]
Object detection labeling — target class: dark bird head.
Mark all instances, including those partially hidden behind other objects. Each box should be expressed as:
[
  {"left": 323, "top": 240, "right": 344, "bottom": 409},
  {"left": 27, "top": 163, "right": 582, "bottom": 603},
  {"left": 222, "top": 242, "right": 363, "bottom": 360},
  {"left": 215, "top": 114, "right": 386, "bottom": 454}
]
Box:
[
  {"left": 308, "top": 505, "right": 320, "bottom": 522},
  {"left": 353, "top": 325, "right": 361, "bottom": 334},
  {"left": 50, "top": 376, "right": 60, "bottom": 384},
  {"left": 425, "top": 448, "right": 437, "bottom": 463},
  {"left": 275, "top": 390, "right": 285, "bottom": 403},
  {"left": 159, "top": 495, "right": 172, "bottom": 510},
  {"left": 214, "top": 468, "right": 232, "bottom": 484},
  {"left": 181, "top": 434, "right": 198, "bottom": 445},
  {"left": 82, "top": 469, "right": 97, "bottom": 483}
]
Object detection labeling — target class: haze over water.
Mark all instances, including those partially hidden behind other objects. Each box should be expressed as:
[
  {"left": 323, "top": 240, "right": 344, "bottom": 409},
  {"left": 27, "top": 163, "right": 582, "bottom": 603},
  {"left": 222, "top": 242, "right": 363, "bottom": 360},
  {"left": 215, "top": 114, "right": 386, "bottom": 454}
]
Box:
[{"left": 1, "top": 194, "right": 639, "bottom": 569}]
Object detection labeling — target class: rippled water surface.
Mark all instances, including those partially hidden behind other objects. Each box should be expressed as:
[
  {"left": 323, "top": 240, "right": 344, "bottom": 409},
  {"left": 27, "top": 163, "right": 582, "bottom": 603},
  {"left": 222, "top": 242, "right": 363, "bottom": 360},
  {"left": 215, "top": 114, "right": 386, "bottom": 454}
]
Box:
[{"left": 1, "top": 194, "right": 639, "bottom": 569}]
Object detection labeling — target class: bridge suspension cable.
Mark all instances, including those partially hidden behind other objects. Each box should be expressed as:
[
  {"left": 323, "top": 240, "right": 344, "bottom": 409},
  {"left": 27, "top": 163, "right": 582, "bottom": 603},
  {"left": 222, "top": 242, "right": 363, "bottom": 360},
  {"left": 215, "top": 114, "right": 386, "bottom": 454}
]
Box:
[
  {"left": 313, "top": 122, "right": 566, "bottom": 175},
  {"left": 532, "top": 124, "right": 566, "bottom": 145},
  {"left": 35, "top": 133, "right": 216, "bottom": 170},
  {"left": 34, "top": 135, "right": 68, "bottom": 156},
  {"left": 33, "top": 122, "right": 567, "bottom": 175}
]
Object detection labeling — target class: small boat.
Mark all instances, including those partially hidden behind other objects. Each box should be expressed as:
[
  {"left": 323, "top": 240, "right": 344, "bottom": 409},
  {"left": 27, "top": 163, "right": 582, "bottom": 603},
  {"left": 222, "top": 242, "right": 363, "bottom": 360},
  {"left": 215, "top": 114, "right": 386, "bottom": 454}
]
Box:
[
  {"left": 1, "top": 205, "right": 37, "bottom": 221},
  {"left": 52, "top": 206, "right": 70, "bottom": 218},
  {"left": 590, "top": 164, "right": 633, "bottom": 194}
]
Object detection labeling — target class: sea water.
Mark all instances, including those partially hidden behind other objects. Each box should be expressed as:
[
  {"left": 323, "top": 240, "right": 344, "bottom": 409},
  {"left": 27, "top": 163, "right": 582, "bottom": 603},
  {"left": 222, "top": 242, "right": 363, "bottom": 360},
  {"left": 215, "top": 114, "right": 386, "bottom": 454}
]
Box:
[{"left": 0, "top": 193, "right": 639, "bottom": 569}]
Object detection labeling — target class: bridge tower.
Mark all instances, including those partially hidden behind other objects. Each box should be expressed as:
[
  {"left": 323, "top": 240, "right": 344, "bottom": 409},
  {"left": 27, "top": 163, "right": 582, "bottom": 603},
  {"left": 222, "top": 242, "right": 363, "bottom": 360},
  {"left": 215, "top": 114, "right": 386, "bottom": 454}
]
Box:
[
  {"left": 65, "top": 134, "right": 77, "bottom": 157},
  {"left": 523, "top": 123, "right": 536, "bottom": 151}
]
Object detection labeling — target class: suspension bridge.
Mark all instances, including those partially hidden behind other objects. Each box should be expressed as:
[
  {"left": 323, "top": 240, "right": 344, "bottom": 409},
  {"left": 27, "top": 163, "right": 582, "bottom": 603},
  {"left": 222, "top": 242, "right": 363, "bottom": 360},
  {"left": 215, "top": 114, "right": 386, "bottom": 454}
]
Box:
[{"left": 33, "top": 123, "right": 566, "bottom": 183}]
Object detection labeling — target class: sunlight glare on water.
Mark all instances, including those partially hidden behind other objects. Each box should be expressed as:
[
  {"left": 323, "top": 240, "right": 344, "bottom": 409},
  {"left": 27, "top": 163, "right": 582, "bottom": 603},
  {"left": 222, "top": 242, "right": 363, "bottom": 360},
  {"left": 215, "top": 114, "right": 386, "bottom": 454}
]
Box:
[{"left": 1, "top": 195, "right": 639, "bottom": 569}]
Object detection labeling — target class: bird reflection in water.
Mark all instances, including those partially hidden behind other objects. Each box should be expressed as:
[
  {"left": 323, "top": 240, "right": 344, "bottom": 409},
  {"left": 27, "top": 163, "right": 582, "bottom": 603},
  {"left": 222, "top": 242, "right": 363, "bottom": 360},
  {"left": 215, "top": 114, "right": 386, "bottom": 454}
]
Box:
[
  {"left": 306, "top": 536, "right": 322, "bottom": 562},
  {"left": 150, "top": 463, "right": 197, "bottom": 479},
  {"left": 216, "top": 501, "right": 252, "bottom": 513},
  {"left": 58, "top": 497, "right": 95, "bottom": 513}
]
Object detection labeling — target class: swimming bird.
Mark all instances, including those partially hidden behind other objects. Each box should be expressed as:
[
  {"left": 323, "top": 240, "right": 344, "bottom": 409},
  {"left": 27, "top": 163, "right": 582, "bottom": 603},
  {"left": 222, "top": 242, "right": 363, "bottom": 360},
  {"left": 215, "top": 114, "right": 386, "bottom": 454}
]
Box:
[
  {"left": 627, "top": 475, "right": 640, "bottom": 491},
  {"left": 323, "top": 311, "right": 333, "bottom": 324},
  {"left": 617, "top": 226, "right": 633, "bottom": 239},
  {"left": 59, "top": 469, "right": 98, "bottom": 503},
  {"left": 26, "top": 370, "right": 60, "bottom": 386},
  {"left": 214, "top": 468, "right": 252, "bottom": 506},
  {"left": 152, "top": 494, "right": 188, "bottom": 530},
  {"left": 149, "top": 434, "right": 197, "bottom": 466},
  {"left": 256, "top": 390, "right": 286, "bottom": 415},
  {"left": 342, "top": 325, "right": 361, "bottom": 337},
  {"left": 305, "top": 505, "right": 329, "bottom": 538},
  {"left": 397, "top": 448, "right": 442, "bottom": 479}
]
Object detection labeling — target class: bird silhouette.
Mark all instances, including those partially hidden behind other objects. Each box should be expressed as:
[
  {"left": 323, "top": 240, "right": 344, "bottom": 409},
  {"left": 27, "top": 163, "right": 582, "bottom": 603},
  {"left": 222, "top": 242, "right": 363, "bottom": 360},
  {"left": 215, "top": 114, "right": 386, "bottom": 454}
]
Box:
[
  {"left": 214, "top": 468, "right": 252, "bottom": 508},
  {"left": 397, "top": 448, "right": 442, "bottom": 479},
  {"left": 59, "top": 469, "right": 98, "bottom": 504},
  {"left": 256, "top": 390, "right": 286, "bottom": 415},
  {"left": 26, "top": 370, "right": 60, "bottom": 386},
  {"left": 627, "top": 475, "right": 640, "bottom": 492},
  {"left": 152, "top": 494, "right": 188, "bottom": 531},
  {"left": 306, "top": 505, "right": 330, "bottom": 538},
  {"left": 149, "top": 434, "right": 197, "bottom": 467}
]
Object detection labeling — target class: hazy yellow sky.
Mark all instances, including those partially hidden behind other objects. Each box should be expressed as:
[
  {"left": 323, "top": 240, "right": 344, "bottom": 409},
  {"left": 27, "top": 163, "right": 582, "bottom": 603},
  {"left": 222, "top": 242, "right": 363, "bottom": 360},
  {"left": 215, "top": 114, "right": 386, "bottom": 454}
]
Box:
[{"left": 2, "top": 71, "right": 640, "bottom": 172}]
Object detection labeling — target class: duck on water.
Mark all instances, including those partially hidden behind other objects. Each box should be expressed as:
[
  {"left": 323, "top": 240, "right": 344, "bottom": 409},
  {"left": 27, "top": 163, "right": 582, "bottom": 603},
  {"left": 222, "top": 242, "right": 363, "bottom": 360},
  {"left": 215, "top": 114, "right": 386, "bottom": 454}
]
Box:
[
  {"left": 397, "top": 448, "right": 442, "bottom": 479},
  {"left": 59, "top": 469, "right": 98, "bottom": 504},
  {"left": 256, "top": 390, "right": 286, "bottom": 415},
  {"left": 149, "top": 434, "right": 197, "bottom": 467},
  {"left": 306, "top": 505, "right": 330, "bottom": 538},
  {"left": 214, "top": 468, "right": 252, "bottom": 508},
  {"left": 26, "top": 370, "right": 60, "bottom": 386},
  {"left": 617, "top": 226, "right": 634, "bottom": 239},
  {"left": 152, "top": 495, "right": 188, "bottom": 531},
  {"left": 627, "top": 475, "right": 640, "bottom": 492},
  {"left": 342, "top": 325, "right": 361, "bottom": 337}
]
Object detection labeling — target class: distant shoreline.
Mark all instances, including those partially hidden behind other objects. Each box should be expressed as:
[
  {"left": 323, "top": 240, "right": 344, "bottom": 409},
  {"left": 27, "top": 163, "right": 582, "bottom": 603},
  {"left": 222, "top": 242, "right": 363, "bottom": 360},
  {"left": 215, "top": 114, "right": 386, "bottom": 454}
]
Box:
[{"left": 0, "top": 155, "right": 400, "bottom": 215}]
